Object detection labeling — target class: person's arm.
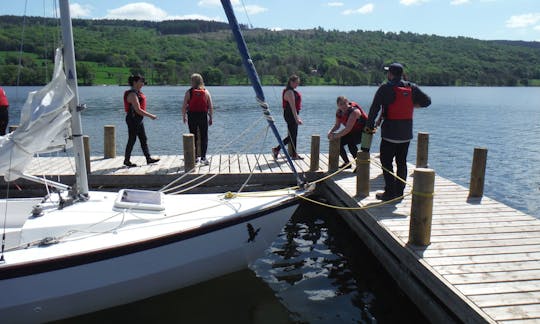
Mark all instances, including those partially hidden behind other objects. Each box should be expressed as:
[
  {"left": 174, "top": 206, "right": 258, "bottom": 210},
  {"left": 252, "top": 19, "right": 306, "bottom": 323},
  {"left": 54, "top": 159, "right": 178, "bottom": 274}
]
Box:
[
  {"left": 206, "top": 90, "right": 214, "bottom": 126},
  {"left": 181, "top": 90, "right": 190, "bottom": 124},
  {"left": 327, "top": 114, "right": 341, "bottom": 139},
  {"left": 332, "top": 109, "right": 360, "bottom": 139},
  {"left": 412, "top": 86, "right": 431, "bottom": 108},
  {"left": 366, "top": 87, "right": 384, "bottom": 129},
  {"left": 127, "top": 92, "right": 156, "bottom": 119},
  {"left": 284, "top": 90, "right": 302, "bottom": 125}
]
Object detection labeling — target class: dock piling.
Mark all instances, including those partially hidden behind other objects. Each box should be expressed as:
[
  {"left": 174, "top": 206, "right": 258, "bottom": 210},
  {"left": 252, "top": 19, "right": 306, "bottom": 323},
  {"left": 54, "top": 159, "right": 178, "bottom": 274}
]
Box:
[
  {"left": 469, "top": 147, "right": 487, "bottom": 198},
  {"left": 408, "top": 168, "right": 435, "bottom": 246},
  {"left": 104, "top": 125, "right": 116, "bottom": 159},
  {"left": 183, "top": 134, "right": 196, "bottom": 172},
  {"left": 416, "top": 132, "right": 429, "bottom": 168},
  {"left": 328, "top": 138, "right": 340, "bottom": 172},
  {"left": 310, "top": 135, "right": 320, "bottom": 171},
  {"left": 355, "top": 151, "right": 370, "bottom": 197}
]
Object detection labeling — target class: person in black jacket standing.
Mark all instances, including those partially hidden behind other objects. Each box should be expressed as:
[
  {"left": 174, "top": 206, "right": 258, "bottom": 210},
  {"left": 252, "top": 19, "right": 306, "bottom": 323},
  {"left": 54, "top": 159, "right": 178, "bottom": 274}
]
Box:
[{"left": 366, "top": 63, "right": 431, "bottom": 201}]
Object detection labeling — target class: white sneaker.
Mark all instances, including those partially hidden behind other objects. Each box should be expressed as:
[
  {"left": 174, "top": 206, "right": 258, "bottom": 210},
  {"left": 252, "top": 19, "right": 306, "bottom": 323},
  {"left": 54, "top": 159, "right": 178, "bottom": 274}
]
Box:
[
  {"left": 201, "top": 157, "right": 209, "bottom": 165},
  {"left": 195, "top": 157, "right": 200, "bottom": 163}
]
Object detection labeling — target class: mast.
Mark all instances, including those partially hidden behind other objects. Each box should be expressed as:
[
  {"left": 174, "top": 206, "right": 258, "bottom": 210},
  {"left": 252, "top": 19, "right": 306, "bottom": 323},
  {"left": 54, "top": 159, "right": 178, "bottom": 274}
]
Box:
[
  {"left": 59, "top": 0, "right": 89, "bottom": 197},
  {"left": 220, "top": 0, "right": 304, "bottom": 187}
]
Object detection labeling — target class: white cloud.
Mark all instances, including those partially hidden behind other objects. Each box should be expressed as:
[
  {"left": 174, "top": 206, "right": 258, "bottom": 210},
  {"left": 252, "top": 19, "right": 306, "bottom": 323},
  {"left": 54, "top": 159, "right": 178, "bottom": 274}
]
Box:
[
  {"left": 241, "top": 5, "right": 268, "bottom": 15},
  {"left": 400, "top": 0, "right": 429, "bottom": 6},
  {"left": 506, "top": 13, "right": 540, "bottom": 28},
  {"left": 70, "top": 3, "right": 93, "bottom": 18},
  {"left": 167, "top": 14, "right": 223, "bottom": 21},
  {"left": 327, "top": 2, "right": 344, "bottom": 7},
  {"left": 105, "top": 2, "right": 168, "bottom": 20},
  {"left": 343, "top": 4, "right": 374, "bottom": 15},
  {"left": 198, "top": 0, "right": 240, "bottom": 7},
  {"left": 450, "top": 0, "right": 469, "bottom": 5}
]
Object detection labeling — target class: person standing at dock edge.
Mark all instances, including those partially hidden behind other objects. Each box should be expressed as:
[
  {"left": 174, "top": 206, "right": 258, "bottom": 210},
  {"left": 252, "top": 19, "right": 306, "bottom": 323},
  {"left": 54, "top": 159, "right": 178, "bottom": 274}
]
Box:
[
  {"left": 327, "top": 96, "right": 368, "bottom": 169},
  {"left": 123, "top": 74, "right": 160, "bottom": 168},
  {"left": 272, "top": 74, "right": 303, "bottom": 160},
  {"left": 0, "top": 86, "right": 9, "bottom": 136},
  {"left": 366, "top": 63, "right": 431, "bottom": 201},
  {"left": 182, "top": 73, "right": 214, "bottom": 165}
]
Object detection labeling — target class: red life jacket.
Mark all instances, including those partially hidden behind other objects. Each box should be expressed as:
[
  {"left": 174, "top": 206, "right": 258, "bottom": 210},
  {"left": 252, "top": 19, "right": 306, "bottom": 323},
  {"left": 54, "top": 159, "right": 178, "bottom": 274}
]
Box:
[
  {"left": 188, "top": 88, "right": 208, "bottom": 112},
  {"left": 336, "top": 102, "right": 367, "bottom": 132},
  {"left": 123, "top": 90, "right": 146, "bottom": 113},
  {"left": 386, "top": 86, "right": 414, "bottom": 120},
  {"left": 282, "top": 87, "right": 302, "bottom": 112},
  {"left": 0, "top": 88, "right": 8, "bottom": 107}
]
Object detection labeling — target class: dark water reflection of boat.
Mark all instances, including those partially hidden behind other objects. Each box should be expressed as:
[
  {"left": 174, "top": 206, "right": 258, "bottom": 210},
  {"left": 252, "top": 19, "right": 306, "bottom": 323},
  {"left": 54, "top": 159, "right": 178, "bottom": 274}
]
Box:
[{"left": 60, "top": 197, "right": 429, "bottom": 323}]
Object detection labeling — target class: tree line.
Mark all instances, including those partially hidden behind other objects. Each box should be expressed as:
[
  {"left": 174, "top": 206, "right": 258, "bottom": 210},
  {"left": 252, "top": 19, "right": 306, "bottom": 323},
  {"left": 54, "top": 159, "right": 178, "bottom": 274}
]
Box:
[{"left": 1, "top": 16, "right": 539, "bottom": 87}]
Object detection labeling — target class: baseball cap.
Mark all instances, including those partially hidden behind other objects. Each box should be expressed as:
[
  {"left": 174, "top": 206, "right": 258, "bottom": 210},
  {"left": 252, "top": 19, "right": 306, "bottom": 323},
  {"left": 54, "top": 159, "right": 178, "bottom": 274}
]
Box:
[{"left": 384, "top": 63, "right": 404, "bottom": 75}]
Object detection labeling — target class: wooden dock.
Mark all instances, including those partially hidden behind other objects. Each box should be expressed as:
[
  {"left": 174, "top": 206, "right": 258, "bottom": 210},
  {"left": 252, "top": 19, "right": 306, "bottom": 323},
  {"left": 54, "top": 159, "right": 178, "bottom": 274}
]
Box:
[
  {"left": 321, "top": 155, "right": 540, "bottom": 323},
  {"left": 6, "top": 152, "right": 540, "bottom": 322},
  {"left": 6, "top": 153, "right": 322, "bottom": 190}
]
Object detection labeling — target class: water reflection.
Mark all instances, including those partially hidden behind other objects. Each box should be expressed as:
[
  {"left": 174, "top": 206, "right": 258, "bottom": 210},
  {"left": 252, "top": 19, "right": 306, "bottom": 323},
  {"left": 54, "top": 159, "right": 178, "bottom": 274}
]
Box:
[{"left": 251, "top": 198, "right": 428, "bottom": 323}]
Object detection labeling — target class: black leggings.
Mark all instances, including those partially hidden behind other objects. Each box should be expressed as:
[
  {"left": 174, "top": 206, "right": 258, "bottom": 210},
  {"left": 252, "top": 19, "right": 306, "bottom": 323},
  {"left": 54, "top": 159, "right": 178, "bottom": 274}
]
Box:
[
  {"left": 124, "top": 114, "right": 150, "bottom": 161},
  {"left": 339, "top": 131, "right": 362, "bottom": 163},
  {"left": 187, "top": 112, "right": 209, "bottom": 159},
  {"left": 0, "top": 108, "right": 8, "bottom": 136},
  {"left": 380, "top": 139, "right": 410, "bottom": 196},
  {"left": 281, "top": 108, "right": 298, "bottom": 155}
]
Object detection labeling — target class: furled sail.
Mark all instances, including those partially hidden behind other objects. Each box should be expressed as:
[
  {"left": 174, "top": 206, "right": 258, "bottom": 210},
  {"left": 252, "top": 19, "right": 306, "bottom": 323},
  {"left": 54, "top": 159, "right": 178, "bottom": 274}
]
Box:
[{"left": 0, "top": 48, "right": 73, "bottom": 181}]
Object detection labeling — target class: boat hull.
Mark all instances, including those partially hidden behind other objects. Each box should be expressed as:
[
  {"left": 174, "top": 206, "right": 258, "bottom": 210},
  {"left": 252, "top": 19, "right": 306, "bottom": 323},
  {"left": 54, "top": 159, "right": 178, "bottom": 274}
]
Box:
[{"left": 0, "top": 193, "right": 298, "bottom": 323}]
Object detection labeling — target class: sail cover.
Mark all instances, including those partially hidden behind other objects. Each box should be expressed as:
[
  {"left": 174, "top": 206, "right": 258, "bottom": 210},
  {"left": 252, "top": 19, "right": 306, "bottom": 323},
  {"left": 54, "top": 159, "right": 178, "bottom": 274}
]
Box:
[{"left": 0, "top": 48, "right": 73, "bottom": 181}]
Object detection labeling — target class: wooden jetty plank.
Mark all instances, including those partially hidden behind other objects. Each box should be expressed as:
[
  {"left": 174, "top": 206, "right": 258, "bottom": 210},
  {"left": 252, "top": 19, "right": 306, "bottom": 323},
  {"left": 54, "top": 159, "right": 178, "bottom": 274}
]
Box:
[{"left": 324, "top": 154, "right": 540, "bottom": 322}]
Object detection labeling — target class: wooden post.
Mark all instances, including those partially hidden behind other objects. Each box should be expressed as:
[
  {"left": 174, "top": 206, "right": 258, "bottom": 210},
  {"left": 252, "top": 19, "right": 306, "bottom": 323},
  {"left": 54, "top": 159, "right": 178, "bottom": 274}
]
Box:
[
  {"left": 8, "top": 125, "right": 18, "bottom": 133},
  {"left": 328, "top": 138, "right": 340, "bottom": 172},
  {"left": 356, "top": 151, "right": 370, "bottom": 197},
  {"left": 469, "top": 147, "right": 487, "bottom": 198},
  {"left": 183, "top": 133, "right": 196, "bottom": 172},
  {"left": 309, "top": 135, "right": 320, "bottom": 171},
  {"left": 83, "top": 135, "right": 91, "bottom": 174},
  {"left": 416, "top": 132, "right": 429, "bottom": 168},
  {"left": 409, "top": 168, "right": 435, "bottom": 246},
  {"left": 103, "top": 125, "right": 116, "bottom": 159}
]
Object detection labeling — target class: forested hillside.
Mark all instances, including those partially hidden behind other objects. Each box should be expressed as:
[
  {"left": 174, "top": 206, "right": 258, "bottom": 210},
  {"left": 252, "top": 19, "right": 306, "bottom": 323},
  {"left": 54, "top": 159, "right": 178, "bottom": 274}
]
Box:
[{"left": 1, "top": 16, "right": 539, "bottom": 86}]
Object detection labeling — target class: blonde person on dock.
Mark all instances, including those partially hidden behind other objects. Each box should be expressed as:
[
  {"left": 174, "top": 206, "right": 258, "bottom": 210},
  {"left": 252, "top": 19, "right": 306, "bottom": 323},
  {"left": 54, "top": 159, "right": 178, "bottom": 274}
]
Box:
[
  {"left": 328, "top": 96, "right": 368, "bottom": 170},
  {"left": 182, "top": 73, "right": 214, "bottom": 165},
  {"left": 123, "top": 74, "right": 160, "bottom": 168},
  {"left": 272, "top": 74, "right": 303, "bottom": 160}
]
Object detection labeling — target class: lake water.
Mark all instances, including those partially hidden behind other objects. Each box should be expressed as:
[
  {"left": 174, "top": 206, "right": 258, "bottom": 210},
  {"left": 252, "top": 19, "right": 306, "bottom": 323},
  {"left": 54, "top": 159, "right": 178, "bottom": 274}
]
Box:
[
  {"left": 5, "top": 85, "right": 540, "bottom": 322},
  {"left": 6, "top": 85, "right": 540, "bottom": 218}
]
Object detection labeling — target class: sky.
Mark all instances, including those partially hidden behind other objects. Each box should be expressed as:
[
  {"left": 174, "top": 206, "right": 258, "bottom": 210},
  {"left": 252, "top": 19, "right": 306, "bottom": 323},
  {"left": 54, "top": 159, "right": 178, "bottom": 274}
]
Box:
[{"left": 4, "top": 0, "right": 540, "bottom": 42}]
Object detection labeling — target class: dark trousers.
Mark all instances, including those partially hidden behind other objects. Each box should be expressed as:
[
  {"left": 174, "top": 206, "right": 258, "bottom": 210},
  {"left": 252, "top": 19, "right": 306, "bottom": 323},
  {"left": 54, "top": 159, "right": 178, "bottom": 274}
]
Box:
[
  {"left": 124, "top": 114, "right": 150, "bottom": 162},
  {"left": 187, "top": 112, "right": 209, "bottom": 159},
  {"left": 380, "top": 139, "right": 410, "bottom": 196},
  {"left": 340, "top": 131, "right": 362, "bottom": 163},
  {"left": 0, "top": 107, "right": 8, "bottom": 136},
  {"left": 281, "top": 108, "right": 298, "bottom": 156}
]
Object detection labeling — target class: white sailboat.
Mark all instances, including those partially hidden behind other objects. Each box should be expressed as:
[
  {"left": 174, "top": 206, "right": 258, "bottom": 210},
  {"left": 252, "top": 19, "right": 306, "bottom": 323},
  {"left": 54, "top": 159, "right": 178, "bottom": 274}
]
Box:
[{"left": 0, "top": 1, "right": 311, "bottom": 322}]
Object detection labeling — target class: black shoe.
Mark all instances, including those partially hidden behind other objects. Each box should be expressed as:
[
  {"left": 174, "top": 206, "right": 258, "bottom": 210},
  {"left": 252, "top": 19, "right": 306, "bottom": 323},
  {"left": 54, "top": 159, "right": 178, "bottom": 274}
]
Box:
[
  {"left": 272, "top": 147, "right": 280, "bottom": 159},
  {"left": 339, "top": 163, "right": 351, "bottom": 169},
  {"left": 124, "top": 161, "right": 137, "bottom": 167},
  {"left": 375, "top": 191, "right": 395, "bottom": 201},
  {"left": 146, "top": 158, "right": 160, "bottom": 165}
]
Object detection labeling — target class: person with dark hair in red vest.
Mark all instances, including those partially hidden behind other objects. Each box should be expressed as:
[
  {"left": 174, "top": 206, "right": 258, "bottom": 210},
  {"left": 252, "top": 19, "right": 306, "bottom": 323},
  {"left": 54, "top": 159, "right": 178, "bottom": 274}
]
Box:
[
  {"left": 123, "top": 74, "right": 160, "bottom": 167},
  {"left": 272, "top": 74, "right": 303, "bottom": 160}
]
